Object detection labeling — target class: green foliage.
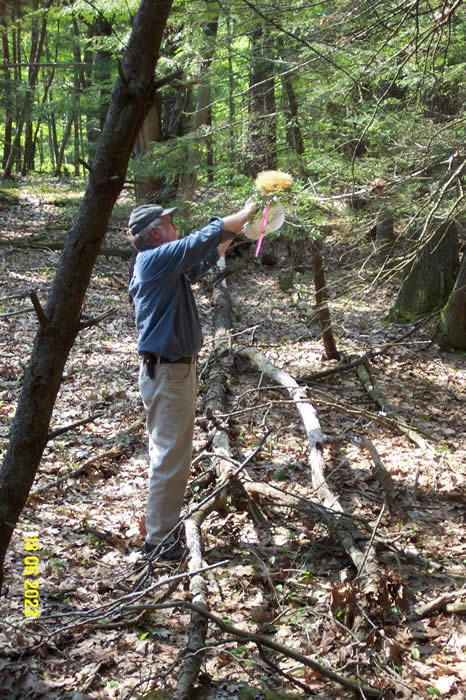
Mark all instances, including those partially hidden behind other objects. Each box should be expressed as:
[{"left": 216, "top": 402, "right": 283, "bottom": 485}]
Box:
[{"left": 0, "top": 0, "right": 464, "bottom": 259}]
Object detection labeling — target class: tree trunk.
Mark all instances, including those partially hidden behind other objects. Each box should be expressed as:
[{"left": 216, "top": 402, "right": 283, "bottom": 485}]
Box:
[
  {"left": 4, "top": 0, "right": 51, "bottom": 178},
  {"left": 244, "top": 22, "right": 276, "bottom": 176},
  {"left": 226, "top": 9, "right": 236, "bottom": 166},
  {"left": 54, "top": 114, "right": 73, "bottom": 176},
  {"left": 375, "top": 212, "right": 394, "bottom": 266},
  {"left": 0, "top": 0, "right": 174, "bottom": 590},
  {"left": 437, "top": 247, "right": 466, "bottom": 349},
  {"left": 281, "top": 72, "right": 304, "bottom": 156},
  {"left": 134, "top": 100, "right": 164, "bottom": 201},
  {"left": 178, "top": 1, "right": 219, "bottom": 203},
  {"left": 1, "top": 6, "right": 13, "bottom": 169},
  {"left": 391, "top": 219, "right": 460, "bottom": 321},
  {"left": 311, "top": 237, "right": 340, "bottom": 360}
]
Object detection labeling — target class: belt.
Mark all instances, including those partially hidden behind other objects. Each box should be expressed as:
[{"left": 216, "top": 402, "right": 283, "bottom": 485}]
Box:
[{"left": 141, "top": 352, "right": 197, "bottom": 378}]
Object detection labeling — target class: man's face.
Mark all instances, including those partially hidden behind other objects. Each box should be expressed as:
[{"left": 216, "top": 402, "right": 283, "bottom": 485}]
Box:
[
  {"left": 149, "top": 215, "right": 178, "bottom": 246},
  {"left": 157, "top": 215, "right": 178, "bottom": 243}
]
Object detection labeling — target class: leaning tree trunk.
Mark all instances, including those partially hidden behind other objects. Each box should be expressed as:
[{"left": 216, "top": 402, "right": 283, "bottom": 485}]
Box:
[
  {"left": 391, "top": 219, "right": 460, "bottom": 321},
  {"left": 0, "top": 0, "right": 174, "bottom": 590},
  {"left": 437, "top": 249, "right": 466, "bottom": 350}
]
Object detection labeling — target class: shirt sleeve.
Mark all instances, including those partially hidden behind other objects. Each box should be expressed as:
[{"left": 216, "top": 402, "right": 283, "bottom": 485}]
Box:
[
  {"left": 139, "top": 216, "right": 233, "bottom": 282},
  {"left": 185, "top": 247, "right": 220, "bottom": 282}
]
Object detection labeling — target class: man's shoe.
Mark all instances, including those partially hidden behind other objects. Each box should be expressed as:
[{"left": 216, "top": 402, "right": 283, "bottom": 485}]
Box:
[{"left": 144, "top": 540, "right": 185, "bottom": 561}]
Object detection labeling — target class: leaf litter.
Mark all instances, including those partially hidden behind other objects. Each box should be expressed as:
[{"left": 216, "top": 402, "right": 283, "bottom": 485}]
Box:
[{"left": 0, "top": 183, "right": 465, "bottom": 699}]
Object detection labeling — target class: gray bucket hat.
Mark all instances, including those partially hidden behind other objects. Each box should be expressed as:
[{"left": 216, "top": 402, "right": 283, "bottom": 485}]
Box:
[{"left": 128, "top": 204, "right": 177, "bottom": 235}]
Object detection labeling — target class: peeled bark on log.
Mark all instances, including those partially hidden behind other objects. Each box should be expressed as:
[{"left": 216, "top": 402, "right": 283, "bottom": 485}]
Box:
[
  {"left": 236, "top": 347, "right": 380, "bottom": 618},
  {"left": 237, "top": 346, "right": 326, "bottom": 484}
]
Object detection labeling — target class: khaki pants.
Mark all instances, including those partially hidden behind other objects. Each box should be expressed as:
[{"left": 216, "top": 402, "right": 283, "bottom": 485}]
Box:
[{"left": 139, "top": 361, "right": 197, "bottom": 546}]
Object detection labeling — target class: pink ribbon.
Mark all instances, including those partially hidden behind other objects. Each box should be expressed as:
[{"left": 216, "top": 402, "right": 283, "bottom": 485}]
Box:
[{"left": 254, "top": 200, "right": 269, "bottom": 257}]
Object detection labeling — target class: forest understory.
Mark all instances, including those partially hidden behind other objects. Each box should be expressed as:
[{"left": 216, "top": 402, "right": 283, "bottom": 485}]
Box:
[{"left": 0, "top": 183, "right": 465, "bottom": 699}]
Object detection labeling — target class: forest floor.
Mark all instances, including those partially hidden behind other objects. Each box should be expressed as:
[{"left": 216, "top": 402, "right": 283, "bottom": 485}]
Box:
[{"left": 0, "top": 179, "right": 465, "bottom": 700}]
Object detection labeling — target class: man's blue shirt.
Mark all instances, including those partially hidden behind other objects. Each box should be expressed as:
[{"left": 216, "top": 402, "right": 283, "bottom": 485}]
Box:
[{"left": 129, "top": 216, "right": 233, "bottom": 360}]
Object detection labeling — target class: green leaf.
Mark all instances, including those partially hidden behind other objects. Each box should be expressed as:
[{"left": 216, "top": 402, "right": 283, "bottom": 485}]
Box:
[
  {"left": 426, "top": 689, "right": 441, "bottom": 697},
  {"left": 412, "top": 647, "right": 420, "bottom": 660}
]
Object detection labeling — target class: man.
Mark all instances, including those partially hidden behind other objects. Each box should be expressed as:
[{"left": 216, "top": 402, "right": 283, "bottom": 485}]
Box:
[{"left": 128, "top": 201, "right": 256, "bottom": 560}]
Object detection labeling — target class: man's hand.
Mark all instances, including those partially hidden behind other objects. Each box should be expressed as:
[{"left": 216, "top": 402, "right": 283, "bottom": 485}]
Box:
[
  {"left": 222, "top": 201, "right": 257, "bottom": 234},
  {"left": 244, "top": 197, "right": 257, "bottom": 217}
]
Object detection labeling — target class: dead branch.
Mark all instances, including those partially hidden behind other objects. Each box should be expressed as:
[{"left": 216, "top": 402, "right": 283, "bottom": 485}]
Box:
[
  {"left": 355, "top": 359, "right": 434, "bottom": 456},
  {"left": 176, "top": 514, "right": 210, "bottom": 698},
  {"left": 409, "top": 587, "right": 466, "bottom": 621},
  {"left": 237, "top": 346, "right": 325, "bottom": 481},
  {"left": 29, "top": 446, "right": 123, "bottom": 497},
  {"left": 47, "top": 411, "right": 103, "bottom": 440},
  {"left": 326, "top": 432, "right": 399, "bottom": 513},
  {"left": 306, "top": 386, "right": 433, "bottom": 439},
  {"left": 177, "top": 255, "right": 239, "bottom": 697},
  {"left": 127, "top": 600, "right": 383, "bottom": 697},
  {"left": 0, "top": 307, "right": 35, "bottom": 319},
  {"left": 0, "top": 236, "right": 133, "bottom": 259},
  {"left": 238, "top": 348, "right": 376, "bottom": 591},
  {"left": 237, "top": 347, "right": 384, "bottom": 637},
  {"left": 78, "top": 308, "right": 117, "bottom": 330},
  {"left": 29, "top": 290, "right": 49, "bottom": 332},
  {"left": 299, "top": 317, "right": 439, "bottom": 383},
  {"left": 355, "top": 436, "right": 399, "bottom": 514}
]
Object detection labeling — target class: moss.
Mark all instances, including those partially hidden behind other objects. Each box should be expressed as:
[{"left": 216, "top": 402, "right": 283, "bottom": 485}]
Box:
[
  {"left": 386, "top": 306, "right": 418, "bottom": 323},
  {"left": 0, "top": 189, "right": 20, "bottom": 205}
]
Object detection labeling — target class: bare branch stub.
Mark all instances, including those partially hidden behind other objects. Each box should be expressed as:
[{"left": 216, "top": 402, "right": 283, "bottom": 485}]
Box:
[{"left": 29, "top": 290, "right": 49, "bottom": 332}]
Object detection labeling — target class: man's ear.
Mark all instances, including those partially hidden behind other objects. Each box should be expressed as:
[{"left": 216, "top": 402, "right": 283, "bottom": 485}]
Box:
[{"left": 150, "top": 226, "right": 165, "bottom": 246}]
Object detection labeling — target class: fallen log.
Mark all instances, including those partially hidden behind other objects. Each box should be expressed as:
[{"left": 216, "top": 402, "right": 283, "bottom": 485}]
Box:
[
  {"left": 236, "top": 347, "right": 381, "bottom": 635},
  {"left": 0, "top": 236, "right": 133, "bottom": 259},
  {"left": 355, "top": 359, "right": 433, "bottom": 455},
  {"left": 177, "top": 256, "right": 238, "bottom": 697}
]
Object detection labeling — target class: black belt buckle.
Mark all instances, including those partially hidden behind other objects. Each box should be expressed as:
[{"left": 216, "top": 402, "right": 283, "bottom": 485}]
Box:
[
  {"left": 142, "top": 353, "right": 155, "bottom": 378},
  {"left": 142, "top": 353, "right": 195, "bottom": 375}
]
